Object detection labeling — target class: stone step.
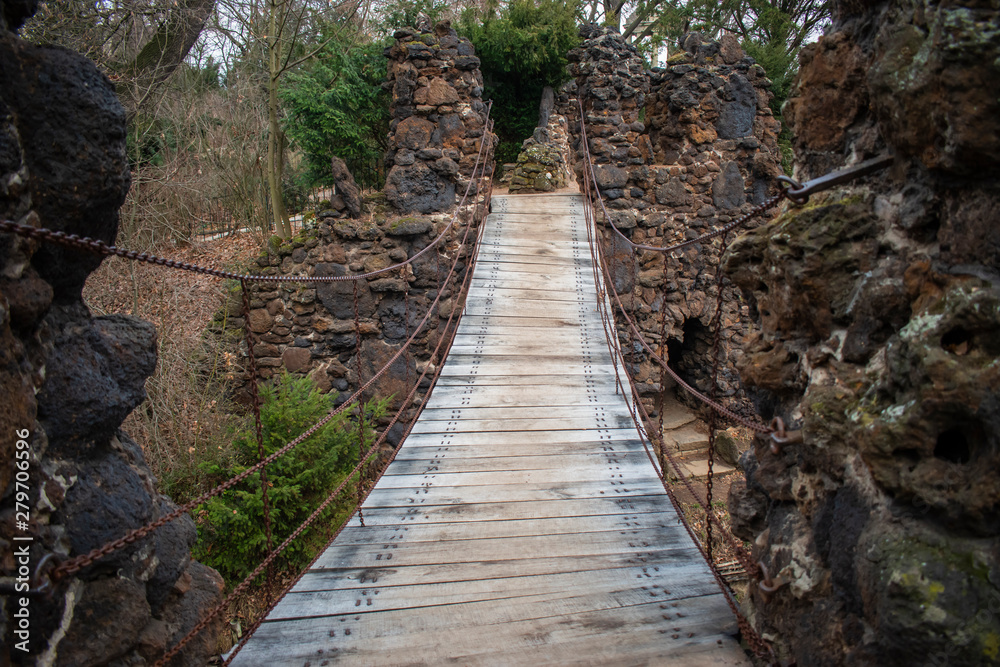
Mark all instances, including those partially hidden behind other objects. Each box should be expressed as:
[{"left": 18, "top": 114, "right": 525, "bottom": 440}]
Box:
[
  {"left": 659, "top": 394, "right": 697, "bottom": 430},
  {"left": 663, "top": 422, "right": 709, "bottom": 453},
  {"left": 674, "top": 454, "right": 737, "bottom": 479}
]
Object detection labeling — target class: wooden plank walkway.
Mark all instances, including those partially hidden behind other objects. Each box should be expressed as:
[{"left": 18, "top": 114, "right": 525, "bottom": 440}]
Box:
[{"left": 233, "top": 193, "right": 749, "bottom": 666}]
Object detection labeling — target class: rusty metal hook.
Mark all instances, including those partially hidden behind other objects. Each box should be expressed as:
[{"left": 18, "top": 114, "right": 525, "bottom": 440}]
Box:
[
  {"left": 778, "top": 155, "right": 895, "bottom": 205},
  {"left": 757, "top": 562, "right": 788, "bottom": 602},
  {"left": 768, "top": 417, "right": 803, "bottom": 455},
  {"left": 0, "top": 552, "right": 62, "bottom": 597}
]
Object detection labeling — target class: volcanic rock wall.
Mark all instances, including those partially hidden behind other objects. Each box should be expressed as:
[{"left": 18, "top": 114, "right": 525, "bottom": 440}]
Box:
[
  {"left": 230, "top": 206, "right": 482, "bottom": 442},
  {"left": 566, "top": 25, "right": 783, "bottom": 415},
  {"left": 383, "top": 20, "right": 492, "bottom": 214},
  {"left": 0, "top": 1, "right": 223, "bottom": 664},
  {"left": 723, "top": 0, "right": 1000, "bottom": 663}
]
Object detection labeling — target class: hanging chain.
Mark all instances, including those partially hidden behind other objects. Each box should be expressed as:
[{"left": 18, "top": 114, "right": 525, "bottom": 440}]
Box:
[
  {"left": 657, "top": 258, "right": 669, "bottom": 459},
  {"left": 352, "top": 278, "right": 367, "bottom": 527},
  {"left": 239, "top": 279, "right": 274, "bottom": 593},
  {"left": 705, "top": 231, "right": 731, "bottom": 565}
]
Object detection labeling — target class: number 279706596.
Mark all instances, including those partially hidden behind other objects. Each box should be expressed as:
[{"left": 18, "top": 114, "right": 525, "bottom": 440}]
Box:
[{"left": 14, "top": 428, "right": 31, "bottom": 526}]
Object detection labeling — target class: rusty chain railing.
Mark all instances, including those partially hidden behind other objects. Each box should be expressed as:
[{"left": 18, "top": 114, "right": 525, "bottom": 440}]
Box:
[
  {"left": 575, "top": 97, "right": 894, "bottom": 662},
  {"left": 0, "top": 104, "right": 496, "bottom": 663}
]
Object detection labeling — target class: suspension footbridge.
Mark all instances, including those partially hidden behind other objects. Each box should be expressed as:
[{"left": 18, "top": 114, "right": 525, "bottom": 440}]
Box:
[
  {"left": 4, "top": 97, "right": 889, "bottom": 663},
  {"left": 231, "top": 193, "right": 749, "bottom": 665}
]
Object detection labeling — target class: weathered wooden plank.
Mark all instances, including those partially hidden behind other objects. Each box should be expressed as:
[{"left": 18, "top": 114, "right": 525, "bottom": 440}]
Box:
[
  {"left": 397, "top": 427, "right": 644, "bottom": 448},
  {"left": 491, "top": 208, "right": 586, "bottom": 216},
  {"left": 462, "top": 296, "right": 600, "bottom": 313},
  {"left": 312, "top": 525, "right": 697, "bottom": 570},
  {"left": 448, "top": 331, "right": 600, "bottom": 346},
  {"left": 474, "top": 255, "right": 594, "bottom": 270},
  {"left": 466, "top": 267, "right": 594, "bottom": 282},
  {"left": 438, "top": 363, "right": 619, "bottom": 378},
  {"left": 462, "top": 292, "right": 592, "bottom": 307},
  {"left": 434, "top": 372, "right": 623, "bottom": 387},
  {"left": 475, "top": 241, "right": 589, "bottom": 250},
  {"left": 451, "top": 314, "right": 594, "bottom": 329},
  {"left": 478, "top": 237, "right": 591, "bottom": 249},
  {"left": 390, "top": 444, "right": 649, "bottom": 464},
  {"left": 271, "top": 563, "right": 715, "bottom": 621},
  {"left": 465, "top": 286, "right": 596, "bottom": 303},
  {"left": 421, "top": 387, "right": 627, "bottom": 408},
  {"left": 336, "top": 495, "right": 670, "bottom": 525},
  {"left": 467, "top": 284, "right": 598, "bottom": 299},
  {"left": 325, "top": 512, "right": 689, "bottom": 549},
  {"left": 369, "top": 465, "right": 660, "bottom": 491},
  {"left": 407, "top": 415, "right": 636, "bottom": 435},
  {"left": 444, "top": 346, "right": 610, "bottom": 359},
  {"left": 468, "top": 273, "right": 596, "bottom": 286},
  {"left": 416, "top": 404, "right": 634, "bottom": 422},
  {"left": 357, "top": 479, "right": 666, "bottom": 508},
  {"left": 391, "top": 439, "right": 648, "bottom": 460},
  {"left": 292, "top": 548, "right": 672, "bottom": 590},
  {"left": 475, "top": 250, "right": 590, "bottom": 264},
  {"left": 471, "top": 260, "right": 595, "bottom": 276},
  {"left": 383, "top": 451, "right": 651, "bottom": 475}
]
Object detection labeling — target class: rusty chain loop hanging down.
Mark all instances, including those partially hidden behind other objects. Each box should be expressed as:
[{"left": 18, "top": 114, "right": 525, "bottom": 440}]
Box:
[{"left": 705, "top": 229, "right": 733, "bottom": 566}]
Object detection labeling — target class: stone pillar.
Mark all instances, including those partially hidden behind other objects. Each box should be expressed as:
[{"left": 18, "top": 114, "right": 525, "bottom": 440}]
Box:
[
  {"left": 566, "top": 25, "right": 651, "bottom": 185},
  {"left": 566, "top": 26, "right": 783, "bottom": 417},
  {"left": 383, "top": 20, "right": 490, "bottom": 214},
  {"left": 507, "top": 87, "right": 572, "bottom": 193}
]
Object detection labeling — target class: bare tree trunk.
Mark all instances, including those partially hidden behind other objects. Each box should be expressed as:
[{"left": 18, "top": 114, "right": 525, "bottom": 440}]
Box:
[
  {"left": 266, "top": 0, "right": 292, "bottom": 239},
  {"left": 123, "top": 0, "right": 217, "bottom": 121},
  {"left": 266, "top": 81, "right": 292, "bottom": 239}
]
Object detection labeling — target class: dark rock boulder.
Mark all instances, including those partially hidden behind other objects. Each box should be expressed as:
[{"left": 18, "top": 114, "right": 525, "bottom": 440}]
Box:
[
  {"left": 711, "top": 161, "right": 746, "bottom": 210},
  {"left": 59, "top": 441, "right": 156, "bottom": 574},
  {"left": 331, "top": 156, "right": 361, "bottom": 217},
  {"left": 37, "top": 311, "right": 156, "bottom": 453},
  {"left": 594, "top": 164, "right": 628, "bottom": 190},
  {"left": 57, "top": 577, "right": 152, "bottom": 666},
  {"left": 384, "top": 162, "right": 456, "bottom": 214},
  {"left": 716, "top": 73, "right": 756, "bottom": 140},
  {"left": 315, "top": 262, "right": 376, "bottom": 319},
  {"left": 0, "top": 37, "right": 129, "bottom": 300},
  {"left": 385, "top": 216, "right": 434, "bottom": 236},
  {"left": 655, "top": 180, "right": 692, "bottom": 207},
  {"left": 392, "top": 116, "right": 435, "bottom": 151}
]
